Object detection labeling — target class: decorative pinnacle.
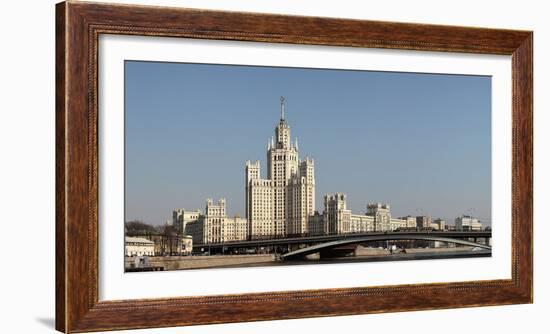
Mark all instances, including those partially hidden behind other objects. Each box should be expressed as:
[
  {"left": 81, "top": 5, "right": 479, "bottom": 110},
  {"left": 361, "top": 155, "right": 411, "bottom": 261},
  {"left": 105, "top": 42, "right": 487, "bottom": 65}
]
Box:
[{"left": 280, "top": 96, "right": 285, "bottom": 120}]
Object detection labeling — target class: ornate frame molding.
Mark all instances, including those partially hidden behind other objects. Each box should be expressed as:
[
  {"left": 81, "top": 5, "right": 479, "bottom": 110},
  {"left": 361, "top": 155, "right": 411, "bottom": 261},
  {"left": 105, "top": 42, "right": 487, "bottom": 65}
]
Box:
[{"left": 56, "top": 1, "right": 532, "bottom": 332}]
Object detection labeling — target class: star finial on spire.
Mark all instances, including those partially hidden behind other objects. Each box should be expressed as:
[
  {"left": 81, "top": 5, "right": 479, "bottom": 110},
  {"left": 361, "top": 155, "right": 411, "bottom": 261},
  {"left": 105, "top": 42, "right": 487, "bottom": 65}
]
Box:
[{"left": 280, "top": 96, "right": 285, "bottom": 120}]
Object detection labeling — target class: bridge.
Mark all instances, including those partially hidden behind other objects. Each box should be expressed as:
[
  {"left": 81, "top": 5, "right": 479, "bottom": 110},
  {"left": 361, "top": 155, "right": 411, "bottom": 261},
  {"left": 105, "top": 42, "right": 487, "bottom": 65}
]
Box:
[
  {"left": 194, "top": 231, "right": 492, "bottom": 255},
  {"left": 280, "top": 234, "right": 491, "bottom": 261}
]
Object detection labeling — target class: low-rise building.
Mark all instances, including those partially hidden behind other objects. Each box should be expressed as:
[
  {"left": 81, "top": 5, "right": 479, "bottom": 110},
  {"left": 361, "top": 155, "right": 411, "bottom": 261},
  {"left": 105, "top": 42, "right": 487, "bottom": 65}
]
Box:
[
  {"left": 322, "top": 196, "right": 424, "bottom": 234},
  {"left": 125, "top": 236, "right": 155, "bottom": 257},
  {"left": 397, "top": 216, "right": 418, "bottom": 229},
  {"left": 432, "top": 218, "right": 446, "bottom": 230},
  {"left": 455, "top": 215, "right": 482, "bottom": 231},
  {"left": 350, "top": 214, "right": 375, "bottom": 233},
  {"left": 416, "top": 215, "right": 432, "bottom": 229},
  {"left": 390, "top": 217, "right": 408, "bottom": 230},
  {"left": 180, "top": 235, "right": 193, "bottom": 255}
]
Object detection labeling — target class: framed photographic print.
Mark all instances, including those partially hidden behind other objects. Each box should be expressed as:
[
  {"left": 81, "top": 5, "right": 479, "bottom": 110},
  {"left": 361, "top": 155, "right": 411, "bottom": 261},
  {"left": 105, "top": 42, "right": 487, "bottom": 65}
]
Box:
[{"left": 56, "top": 1, "right": 532, "bottom": 332}]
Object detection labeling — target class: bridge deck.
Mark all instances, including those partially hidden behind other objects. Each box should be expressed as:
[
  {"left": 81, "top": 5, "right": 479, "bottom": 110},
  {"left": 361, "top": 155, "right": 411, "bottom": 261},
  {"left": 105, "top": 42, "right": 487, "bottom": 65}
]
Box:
[
  {"left": 280, "top": 234, "right": 491, "bottom": 260},
  {"left": 195, "top": 231, "right": 491, "bottom": 249}
]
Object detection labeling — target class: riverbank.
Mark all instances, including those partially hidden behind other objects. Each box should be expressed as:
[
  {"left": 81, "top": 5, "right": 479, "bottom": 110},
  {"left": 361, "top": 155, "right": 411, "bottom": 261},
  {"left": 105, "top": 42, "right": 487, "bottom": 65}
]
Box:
[
  {"left": 125, "top": 246, "right": 490, "bottom": 271},
  {"left": 125, "top": 254, "right": 276, "bottom": 271}
]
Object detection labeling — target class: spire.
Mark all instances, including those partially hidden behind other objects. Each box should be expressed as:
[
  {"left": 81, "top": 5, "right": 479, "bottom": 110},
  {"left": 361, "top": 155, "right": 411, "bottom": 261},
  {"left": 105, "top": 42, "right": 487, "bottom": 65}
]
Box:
[
  {"left": 294, "top": 137, "right": 299, "bottom": 151},
  {"left": 280, "top": 96, "right": 285, "bottom": 121}
]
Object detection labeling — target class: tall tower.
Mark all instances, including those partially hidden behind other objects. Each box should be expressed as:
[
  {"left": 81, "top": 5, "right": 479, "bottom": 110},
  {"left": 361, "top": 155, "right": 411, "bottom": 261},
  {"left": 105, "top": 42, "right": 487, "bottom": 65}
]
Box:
[
  {"left": 245, "top": 160, "right": 275, "bottom": 238},
  {"left": 367, "top": 203, "right": 392, "bottom": 232},
  {"left": 245, "top": 97, "right": 315, "bottom": 239},
  {"left": 267, "top": 97, "right": 299, "bottom": 236},
  {"left": 324, "top": 193, "right": 351, "bottom": 234},
  {"left": 287, "top": 157, "right": 316, "bottom": 235},
  {"left": 245, "top": 160, "right": 260, "bottom": 221}
]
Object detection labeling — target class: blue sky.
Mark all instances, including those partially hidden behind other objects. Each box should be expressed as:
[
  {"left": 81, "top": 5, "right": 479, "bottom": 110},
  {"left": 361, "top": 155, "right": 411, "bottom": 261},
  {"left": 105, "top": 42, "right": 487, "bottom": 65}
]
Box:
[{"left": 125, "top": 61, "right": 491, "bottom": 226}]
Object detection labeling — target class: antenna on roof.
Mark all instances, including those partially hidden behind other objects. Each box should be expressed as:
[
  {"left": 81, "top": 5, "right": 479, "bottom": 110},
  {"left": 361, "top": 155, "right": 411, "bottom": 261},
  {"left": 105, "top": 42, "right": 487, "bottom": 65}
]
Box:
[{"left": 280, "top": 96, "right": 285, "bottom": 120}]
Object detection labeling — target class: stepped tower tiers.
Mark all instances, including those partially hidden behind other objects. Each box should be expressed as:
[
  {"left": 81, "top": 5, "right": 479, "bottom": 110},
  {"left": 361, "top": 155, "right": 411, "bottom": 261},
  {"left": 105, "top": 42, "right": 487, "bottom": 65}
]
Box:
[{"left": 245, "top": 97, "right": 316, "bottom": 239}]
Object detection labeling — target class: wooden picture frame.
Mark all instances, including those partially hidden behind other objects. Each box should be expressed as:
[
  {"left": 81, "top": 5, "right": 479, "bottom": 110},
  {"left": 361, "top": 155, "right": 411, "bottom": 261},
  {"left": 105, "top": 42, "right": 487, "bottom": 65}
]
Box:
[{"left": 56, "top": 1, "right": 533, "bottom": 332}]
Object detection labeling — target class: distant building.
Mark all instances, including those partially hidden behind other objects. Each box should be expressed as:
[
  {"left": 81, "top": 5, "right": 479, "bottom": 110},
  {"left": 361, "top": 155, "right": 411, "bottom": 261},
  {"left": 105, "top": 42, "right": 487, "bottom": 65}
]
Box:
[
  {"left": 367, "top": 203, "right": 392, "bottom": 231},
  {"left": 416, "top": 216, "right": 432, "bottom": 229},
  {"left": 432, "top": 218, "right": 446, "bottom": 230},
  {"left": 180, "top": 235, "right": 193, "bottom": 255},
  {"left": 350, "top": 214, "right": 375, "bottom": 233},
  {"left": 186, "top": 199, "right": 249, "bottom": 244},
  {"left": 397, "top": 216, "right": 418, "bottom": 229},
  {"left": 455, "top": 215, "right": 482, "bottom": 231},
  {"left": 324, "top": 193, "right": 351, "bottom": 234},
  {"left": 125, "top": 237, "right": 155, "bottom": 257},
  {"left": 324, "top": 197, "right": 408, "bottom": 234},
  {"left": 172, "top": 208, "right": 201, "bottom": 234},
  {"left": 184, "top": 219, "right": 203, "bottom": 245},
  {"left": 307, "top": 211, "right": 325, "bottom": 236},
  {"left": 389, "top": 217, "right": 408, "bottom": 230}
]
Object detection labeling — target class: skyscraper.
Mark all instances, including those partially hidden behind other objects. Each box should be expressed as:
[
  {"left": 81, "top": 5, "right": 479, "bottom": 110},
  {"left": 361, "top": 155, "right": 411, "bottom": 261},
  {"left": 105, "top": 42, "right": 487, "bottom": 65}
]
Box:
[{"left": 245, "top": 97, "right": 316, "bottom": 239}]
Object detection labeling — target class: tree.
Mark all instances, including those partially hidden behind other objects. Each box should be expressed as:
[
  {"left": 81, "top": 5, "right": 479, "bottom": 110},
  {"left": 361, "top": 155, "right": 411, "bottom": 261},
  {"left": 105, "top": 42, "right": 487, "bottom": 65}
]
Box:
[{"left": 125, "top": 220, "right": 156, "bottom": 236}]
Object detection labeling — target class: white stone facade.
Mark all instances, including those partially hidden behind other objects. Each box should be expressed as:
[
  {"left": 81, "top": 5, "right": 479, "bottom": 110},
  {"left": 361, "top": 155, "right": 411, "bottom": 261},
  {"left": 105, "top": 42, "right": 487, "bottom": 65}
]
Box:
[
  {"left": 246, "top": 162, "right": 275, "bottom": 238},
  {"left": 416, "top": 215, "right": 433, "bottom": 228},
  {"left": 455, "top": 215, "right": 482, "bottom": 231},
  {"left": 389, "top": 218, "right": 408, "bottom": 230},
  {"left": 180, "top": 235, "right": 193, "bottom": 255},
  {"left": 245, "top": 97, "right": 315, "bottom": 239},
  {"left": 287, "top": 157, "right": 315, "bottom": 235},
  {"left": 125, "top": 237, "right": 155, "bottom": 256},
  {"left": 323, "top": 197, "right": 425, "bottom": 234},
  {"left": 367, "top": 203, "right": 392, "bottom": 231},
  {"left": 324, "top": 193, "right": 352, "bottom": 234},
  {"left": 432, "top": 218, "right": 446, "bottom": 230},
  {"left": 172, "top": 208, "right": 201, "bottom": 234},
  {"left": 350, "top": 214, "right": 375, "bottom": 233},
  {"left": 185, "top": 199, "right": 249, "bottom": 244}
]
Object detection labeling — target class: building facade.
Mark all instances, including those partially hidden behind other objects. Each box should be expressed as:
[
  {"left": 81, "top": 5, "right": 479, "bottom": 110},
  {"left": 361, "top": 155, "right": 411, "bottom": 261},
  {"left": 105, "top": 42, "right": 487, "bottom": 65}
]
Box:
[
  {"left": 455, "top": 215, "right": 482, "bottom": 231},
  {"left": 307, "top": 211, "right": 325, "bottom": 236},
  {"left": 397, "top": 216, "right": 418, "bottom": 229},
  {"left": 416, "top": 215, "right": 433, "bottom": 229},
  {"left": 389, "top": 217, "right": 408, "bottom": 230},
  {"left": 322, "top": 197, "right": 421, "bottom": 234},
  {"left": 323, "top": 193, "right": 351, "bottom": 234},
  {"left": 432, "top": 218, "right": 446, "bottom": 230},
  {"left": 245, "top": 97, "right": 315, "bottom": 239},
  {"left": 350, "top": 214, "right": 375, "bottom": 233},
  {"left": 172, "top": 208, "right": 201, "bottom": 234},
  {"left": 180, "top": 235, "right": 193, "bottom": 255},
  {"left": 367, "top": 203, "right": 392, "bottom": 231},
  {"left": 125, "top": 237, "right": 155, "bottom": 257},
  {"left": 186, "top": 199, "right": 249, "bottom": 244},
  {"left": 245, "top": 162, "right": 275, "bottom": 238}
]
